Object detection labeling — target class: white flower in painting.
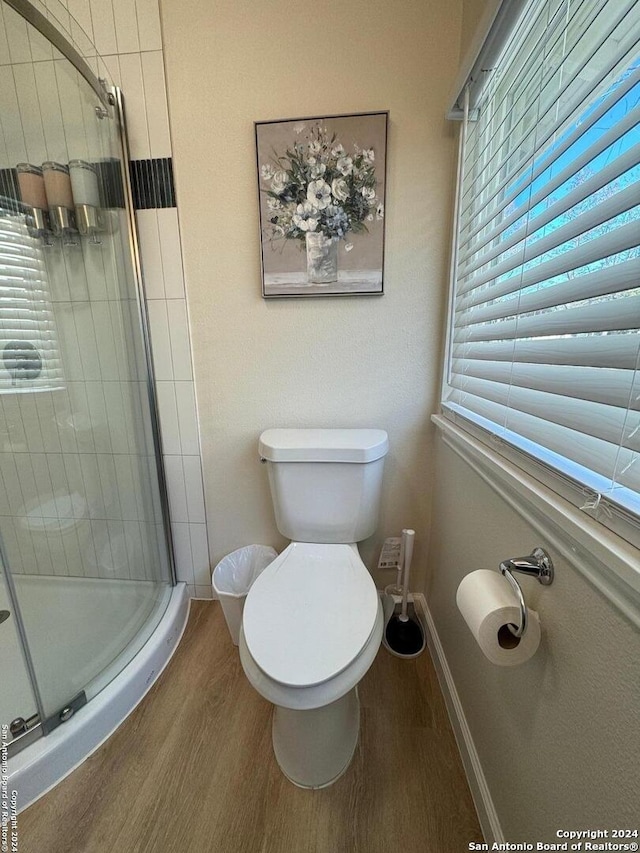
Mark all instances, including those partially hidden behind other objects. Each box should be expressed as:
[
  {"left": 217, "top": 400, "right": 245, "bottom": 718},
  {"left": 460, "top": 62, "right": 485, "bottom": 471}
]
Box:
[
  {"left": 366, "top": 213, "right": 374, "bottom": 222},
  {"left": 337, "top": 155, "right": 353, "bottom": 176},
  {"left": 292, "top": 201, "right": 319, "bottom": 232},
  {"left": 293, "top": 122, "right": 306, "bottom": 134},
  {"left": 309, "top": 140, "right": 322, "bottom": 155},
  {"left": 261, "top": 164, "right": 275, "bottom": 181},
  {"left": 267, "top": 197, "right": 282, "bottom": 211},
  {"left": 307, "top": 179, "right": 332, "bottom": 210},
  {"left": 309, "top": 162, "right": 327, "bottom": 179},
  {"left": 271, "top": 171, "right": 287, "bottom": 193},
  {"left": 332, "top": 143, "right": 345, "bottom": 157},
  {"left": 331, "top": 178, "right": 349, "bottom": 203},
  {"left": 361, "top": 186, "right": 375, "bottom": 202},
  {"left": 362, "top": 148, "right": 375, "bottom": 163},
  {"left": 376, "top": 202, "right": 384, "bottom": 220},
  {"left": 344, "top": 242, "right": 354, "bottom": 252}
]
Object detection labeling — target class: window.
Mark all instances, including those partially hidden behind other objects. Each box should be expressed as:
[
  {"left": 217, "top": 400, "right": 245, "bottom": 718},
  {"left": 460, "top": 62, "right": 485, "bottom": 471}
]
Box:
[
  {"left": 443, "top": 0, "right": 640, "bottom": 539},
  {"left": 0, "top": 204, "right": 64, "bottom": 394}
]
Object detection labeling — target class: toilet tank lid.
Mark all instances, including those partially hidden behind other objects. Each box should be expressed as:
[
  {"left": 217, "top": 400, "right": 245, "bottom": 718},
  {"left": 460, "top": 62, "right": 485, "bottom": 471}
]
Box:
[{"left": 259, "top": 428, "right": 389, "bottom": 463}]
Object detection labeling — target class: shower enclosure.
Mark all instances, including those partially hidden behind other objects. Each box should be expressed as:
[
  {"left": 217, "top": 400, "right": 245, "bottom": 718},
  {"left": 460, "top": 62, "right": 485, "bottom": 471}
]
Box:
[{"left": 0, "top": 0, "right": 184, "bottom": 802}]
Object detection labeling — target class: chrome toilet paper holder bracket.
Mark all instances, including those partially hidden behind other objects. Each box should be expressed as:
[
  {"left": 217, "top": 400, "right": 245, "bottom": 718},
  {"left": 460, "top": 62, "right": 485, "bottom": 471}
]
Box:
[{"left": 499, "top": 547, "right": 554, "bottom": 638}]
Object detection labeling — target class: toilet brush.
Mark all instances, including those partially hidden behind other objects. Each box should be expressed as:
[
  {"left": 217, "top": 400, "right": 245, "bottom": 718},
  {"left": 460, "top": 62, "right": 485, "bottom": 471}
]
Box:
[{"left": 384, "top": 529, "right": 426, "bottom": 658}]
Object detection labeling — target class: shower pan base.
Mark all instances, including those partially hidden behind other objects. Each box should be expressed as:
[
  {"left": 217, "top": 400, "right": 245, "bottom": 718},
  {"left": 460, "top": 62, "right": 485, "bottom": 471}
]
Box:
[{"left": 7, "top": 582, "right": 189, "bottom": 812}]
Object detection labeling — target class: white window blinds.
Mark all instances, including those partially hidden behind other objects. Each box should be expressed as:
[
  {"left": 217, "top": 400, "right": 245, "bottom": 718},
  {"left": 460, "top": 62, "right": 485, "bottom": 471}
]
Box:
[
  {"left": 444, "top": 0, "right": 640, "bottom": 523},
  {"left": 0, "top": 207, "right": 64, "bottom": 393}
]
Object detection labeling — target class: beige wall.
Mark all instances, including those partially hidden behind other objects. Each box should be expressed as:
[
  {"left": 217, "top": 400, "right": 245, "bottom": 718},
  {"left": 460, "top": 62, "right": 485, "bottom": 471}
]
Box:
[
  {"left": 160, "top": 0, "right": 462, "bottom": 586},
  {"left": 425, "top": 0, "right": 640, "bottom": 837},
  {"left": 427, "top": 435, "right": 640, "bottom": 838}
]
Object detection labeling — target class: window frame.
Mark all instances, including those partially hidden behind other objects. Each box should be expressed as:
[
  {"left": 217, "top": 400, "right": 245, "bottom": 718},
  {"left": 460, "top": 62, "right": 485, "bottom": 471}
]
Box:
[{"left": 440, "top": 2, "right": 640, "bottom": 556}]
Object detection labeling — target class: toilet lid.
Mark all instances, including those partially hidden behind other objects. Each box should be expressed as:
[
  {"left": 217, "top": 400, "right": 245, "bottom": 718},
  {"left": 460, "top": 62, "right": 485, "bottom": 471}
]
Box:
[{"left": 243, "top": 542, "right": 379, "bottom": 688}]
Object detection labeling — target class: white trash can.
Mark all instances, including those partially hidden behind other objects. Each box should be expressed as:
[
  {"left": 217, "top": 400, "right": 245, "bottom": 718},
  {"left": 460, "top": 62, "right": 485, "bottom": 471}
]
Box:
[{"left": 212, "top": 545, "right": 277, "bottom": 645}]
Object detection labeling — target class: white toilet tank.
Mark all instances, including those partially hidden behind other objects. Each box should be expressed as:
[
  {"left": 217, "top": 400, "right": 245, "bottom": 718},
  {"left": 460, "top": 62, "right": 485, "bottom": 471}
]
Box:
[{"left": 259, "top": 428, "right": 389, "bottom": 543}]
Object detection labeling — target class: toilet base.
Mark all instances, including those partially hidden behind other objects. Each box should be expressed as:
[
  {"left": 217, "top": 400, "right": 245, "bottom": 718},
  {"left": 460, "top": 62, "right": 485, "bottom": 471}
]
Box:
[{"left": 272, "top": 687, "right": 360, "bottom": 789}]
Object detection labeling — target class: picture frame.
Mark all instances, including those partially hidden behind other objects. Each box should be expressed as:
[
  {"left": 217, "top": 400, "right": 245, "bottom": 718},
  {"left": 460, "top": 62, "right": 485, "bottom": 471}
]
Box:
[{"left": 255, "top": 111, "right": 388, "bottom": 298}]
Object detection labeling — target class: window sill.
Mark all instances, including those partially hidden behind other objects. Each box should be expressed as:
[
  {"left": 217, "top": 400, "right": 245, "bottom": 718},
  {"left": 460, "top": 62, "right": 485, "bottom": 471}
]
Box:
[{"left": 432, "top": 413, "right": 640, "bottom": 629}]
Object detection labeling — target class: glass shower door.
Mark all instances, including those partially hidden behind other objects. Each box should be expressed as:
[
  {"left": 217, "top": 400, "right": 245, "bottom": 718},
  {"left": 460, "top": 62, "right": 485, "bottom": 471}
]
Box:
[{"left": 0, "top": 1, "right": 173, "bottom": 736}]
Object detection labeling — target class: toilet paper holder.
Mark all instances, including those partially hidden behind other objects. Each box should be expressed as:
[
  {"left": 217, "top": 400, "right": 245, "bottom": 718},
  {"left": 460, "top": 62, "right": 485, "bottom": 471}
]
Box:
[{"left": 499, "top": 547, "right": 554, "bottom": 638}]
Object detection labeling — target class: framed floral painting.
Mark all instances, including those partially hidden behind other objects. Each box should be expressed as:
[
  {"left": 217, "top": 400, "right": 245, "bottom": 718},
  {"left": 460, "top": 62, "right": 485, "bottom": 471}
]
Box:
[{"left": 255, "top": 111, "right": 388, "bottom": 298}]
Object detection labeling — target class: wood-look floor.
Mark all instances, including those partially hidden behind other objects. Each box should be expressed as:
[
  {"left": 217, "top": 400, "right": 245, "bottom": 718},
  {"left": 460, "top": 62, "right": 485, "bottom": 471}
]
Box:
[{"left": 17, "top": 601, "right": 483, "bottom": 853}]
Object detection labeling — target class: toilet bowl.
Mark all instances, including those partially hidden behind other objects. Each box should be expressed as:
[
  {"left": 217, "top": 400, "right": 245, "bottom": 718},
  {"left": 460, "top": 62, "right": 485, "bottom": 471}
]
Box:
[
  {"left": 240, "top": 428, "right": 389, "bottom": 788},
  {"left": 240, "top": 541, "right": 383, "bottom": 788}
]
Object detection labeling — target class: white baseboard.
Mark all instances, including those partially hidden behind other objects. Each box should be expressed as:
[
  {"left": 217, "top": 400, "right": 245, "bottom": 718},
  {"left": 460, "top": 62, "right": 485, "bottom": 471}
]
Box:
[{"left": 413, "top": 593, "right": 504, "bottom": 845}]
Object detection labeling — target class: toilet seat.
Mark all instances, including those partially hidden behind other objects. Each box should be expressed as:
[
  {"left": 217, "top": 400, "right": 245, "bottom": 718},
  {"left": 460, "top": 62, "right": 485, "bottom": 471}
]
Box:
[{"left": 242, "top": 542, "right": 379, "bottom": 688}]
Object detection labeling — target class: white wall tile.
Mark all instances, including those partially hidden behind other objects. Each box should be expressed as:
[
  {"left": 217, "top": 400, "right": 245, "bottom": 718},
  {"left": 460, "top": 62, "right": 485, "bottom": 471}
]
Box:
[
  {"left": 189, "top": 522, "right": 210, "bottom": 587},
  {"left": 62, "top": 453, "right": 86, "bottom": 502},
  {"left": 113, "top": 0, "right": 140, "bottom": 54},
  {"left": 14, "top": 525, "right": 37, "bottom": 574},
  {"left": 182, "top": 455, "right": 206, "bottom": 523},
  {"left": 28, "top": 22, "right": 54, "bottom": 63},
  {"left": 88, "top": 519, "right": 111, "bottom": 577},
  {"left": 0, "top": 67, "right": 27, "bottom": 163},
  {"left": 32, "top": 532, "right": 55, "bottom": 575},
  {"left": 12, "top": 64, "right": 48, "bottom": 165},
  {"left": 91, "top": 301, "right": 119, "bottom": 379},
  {"left": 147, "top": 299, "right": 173, "bottom": 379},
  {"left": 30, "top": 453, "right": 54, "bottom": 510},
  {"left": 101, "top": 383, "right": 129, "bottom": 453},
  {"left": 0, "top": 9, "right": 11, "bottom": 66},
  {"left": 171, "top": 521, "right": 194, "bottom": 585},
  {"left": 34, "top": 393, "right": 62, "bottom": 452},
  {"left": 70, "top": 18, "right": 96, "bottom": 58},
  {"left": 113, "top": 455, "right": 138, "bottom": 520},
  {"left": 123, "top": 520, "right": 145, "bottom": 579},
  {"left": 45, "top": 0, "right": 71, "bottom": 39},
  {"left": 136, "top": 210, "right": 164, "bottom": 299},
  {"left": 88, "top": 0, "right": 116, "bottom": 54},
  {"left": 155, "top": 380, "right": 181, "bottom": 454},
  {"left": 33, "top": 61, "right": 68, "bottom": 162},
  {"left": 84, "top": 382, "right": 111, "bottom": 452},
  {"left": 3, "top": 6, "right": 32, "bottom": 64},
  {"left": 53, "top": 57, "right": 89, "bottom": 161},
  {"left": 166, "top": 299, "right": 192, "bottom": 380},
  {"left": 14, "top": 454, "right": 38, "bottom": 513},
  {"left": 118, "top": 52, "right": 149, "bottom": 159},
  {"left": 157, "top": 208, "right": 184, "bottom": 298},
  {"left": 96, "top": 452, "right": 122, "bottom": 519},
  {"left": 47, "top": 523, "right": 72, "bottom": 576},
  {"left": 46, "top": 453, "right": 68, "bottom": 505},
  {"left": 18, "top": 397, "right": 44, "bottom": 452},
  {"left": 164, "top": 454, "right": 188, "bottom": 523},
  {"left": 106, "top": 519, "right": 130, "bottom": 577},
  {"left": 67, "top": 0, "right": 94, "bottom": 45},
  {"left": 62, "top": 302, "right": 102, "bottom": 380},
  {"left": 174, "top": 380, "right": 199, "bottom": 455},
  {"left": 100, "top": 53, "right": 121, "bottom": 88},
  {"left": 141, "top": 50, "right": 171, "bottom": 158},
  {"left": 112, "top": 0, "right": 140, "bottom": 54},
  {"left": 135, "top": 0, "right": 162, "bottom": 51},
  {"left": 0, "top": 454, "right": 24, "bottom": 516}
]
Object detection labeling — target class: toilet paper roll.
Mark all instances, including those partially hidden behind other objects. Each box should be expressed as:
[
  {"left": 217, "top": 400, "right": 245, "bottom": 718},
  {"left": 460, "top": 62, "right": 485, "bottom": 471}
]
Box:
[{"left": 456, "top": 569, "right": 541, "bottom": 666}]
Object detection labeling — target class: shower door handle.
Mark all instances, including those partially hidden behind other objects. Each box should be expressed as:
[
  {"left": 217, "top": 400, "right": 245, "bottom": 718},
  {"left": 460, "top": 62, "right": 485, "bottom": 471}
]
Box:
[{"left": 0, "top": 610, "right": 10, "bottom": 625}]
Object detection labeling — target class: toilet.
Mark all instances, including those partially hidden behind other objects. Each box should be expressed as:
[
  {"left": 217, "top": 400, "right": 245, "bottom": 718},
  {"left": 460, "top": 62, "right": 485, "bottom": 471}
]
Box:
[{"left": 239, "top": 427, "right": 389, "bottom": 789}]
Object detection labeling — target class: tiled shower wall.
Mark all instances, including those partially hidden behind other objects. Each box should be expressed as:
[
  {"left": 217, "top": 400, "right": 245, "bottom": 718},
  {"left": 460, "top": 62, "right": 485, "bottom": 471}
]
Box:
[{"left": 0, "top": 0, "right": 213, "bottom": 598}]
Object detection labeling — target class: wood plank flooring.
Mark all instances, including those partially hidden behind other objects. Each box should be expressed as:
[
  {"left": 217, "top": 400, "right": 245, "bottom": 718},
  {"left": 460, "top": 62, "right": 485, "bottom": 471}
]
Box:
[{"left": 16, "top": 601, "right": 483, "bottom": 853}]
